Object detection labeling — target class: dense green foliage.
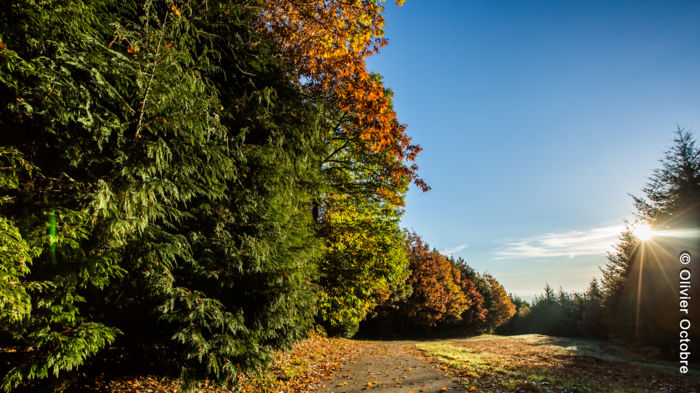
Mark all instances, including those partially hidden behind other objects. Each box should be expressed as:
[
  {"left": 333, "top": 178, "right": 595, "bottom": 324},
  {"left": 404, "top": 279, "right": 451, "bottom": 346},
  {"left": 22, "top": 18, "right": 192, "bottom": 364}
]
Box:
[
  {"left": 0, "top": 0, "right": 327, "bottom": 390},
  {"left": 1, "top": 2, "right": 133, "bottom": 389},
  {"left": 316, "top": 194, "right": 410, "bottom": 337}
]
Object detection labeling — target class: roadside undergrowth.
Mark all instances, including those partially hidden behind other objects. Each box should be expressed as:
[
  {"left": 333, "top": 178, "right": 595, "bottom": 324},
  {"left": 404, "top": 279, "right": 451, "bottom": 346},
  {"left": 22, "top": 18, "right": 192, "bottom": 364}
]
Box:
[{"left": 78, "top": 334, "right": 366, "bottom": 393}]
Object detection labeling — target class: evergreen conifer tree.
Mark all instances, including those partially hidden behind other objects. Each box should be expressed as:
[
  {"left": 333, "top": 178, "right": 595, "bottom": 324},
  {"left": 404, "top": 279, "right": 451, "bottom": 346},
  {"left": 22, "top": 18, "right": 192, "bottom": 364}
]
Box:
[
  {"left": 0, "top": 1, "right": 325, "bottom": 390},
  {"left": 601, "top": 129, "right": 699, "bottom": 347}
]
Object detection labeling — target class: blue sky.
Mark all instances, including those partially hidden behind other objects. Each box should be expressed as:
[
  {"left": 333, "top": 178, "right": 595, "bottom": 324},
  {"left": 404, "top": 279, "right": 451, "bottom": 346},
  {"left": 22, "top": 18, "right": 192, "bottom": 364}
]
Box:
[{"left": 365, "top": 0, "right": 700, "bottom": 298}]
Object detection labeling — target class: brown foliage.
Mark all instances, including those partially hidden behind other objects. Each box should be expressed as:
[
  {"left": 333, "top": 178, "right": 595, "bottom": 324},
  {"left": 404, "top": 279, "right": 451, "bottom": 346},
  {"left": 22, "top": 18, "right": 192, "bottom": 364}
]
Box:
[
  {"left": 456, "top": 274, "right": 487, "bottom": 326},
  {"left": 402, "top": 233, "right": 486, "bottom": 328},
  {"left": 481, "top": 273, "right": 516, "bottom": 329}
]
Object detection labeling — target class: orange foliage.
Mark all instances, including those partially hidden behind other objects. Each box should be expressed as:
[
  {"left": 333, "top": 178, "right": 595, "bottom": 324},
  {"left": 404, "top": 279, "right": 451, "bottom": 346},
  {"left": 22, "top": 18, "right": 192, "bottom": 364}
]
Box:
[
  {"left": 259, "top": 0, "right": 428, "bottom": 194},
  {"left": 481, "top": 273, "right": 516, "bottom": 328},
  {"left": 455, "top": 273, "right": 487, "bottom": 326},
  {"left": 403, "top": 233, "right": 469, "bottom": 327}
]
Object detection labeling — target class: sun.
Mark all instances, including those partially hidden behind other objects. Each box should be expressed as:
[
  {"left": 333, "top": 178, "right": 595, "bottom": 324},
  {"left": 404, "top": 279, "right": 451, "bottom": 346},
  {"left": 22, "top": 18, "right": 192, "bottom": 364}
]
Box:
[{"left": 633, "top": 223, "right": 655, "bottom": 241}]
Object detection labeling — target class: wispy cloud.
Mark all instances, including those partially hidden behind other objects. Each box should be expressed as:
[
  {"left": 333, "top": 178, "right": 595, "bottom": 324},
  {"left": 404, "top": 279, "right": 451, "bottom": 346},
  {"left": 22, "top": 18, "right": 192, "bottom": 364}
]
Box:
[
  {"left": 493, "top": 225, "right": 625, "bottom": 260},
  {"left": 440, "top": 244, "right": 468, "bottom": 256}
]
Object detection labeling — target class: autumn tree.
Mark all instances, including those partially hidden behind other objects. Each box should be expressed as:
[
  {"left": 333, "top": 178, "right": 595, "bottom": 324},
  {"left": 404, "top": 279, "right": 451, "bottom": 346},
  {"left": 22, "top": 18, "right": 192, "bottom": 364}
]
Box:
[
  {"left": 398, "top": 233, "right": 469, "bottom": 328},
  {"left": 454, "top": 262, "right": 515, "bottom": 332},
  {"left": 312, "top": 77, "right": 418, "bottom": 335},
  {"left": 479, "top": 274, "right": 516, "bottom": 331},
  {"left": 258, "top": 0, "right": 427, "bottom": 200},
  {"left": 360, "top": 234, "right": 486, "bottom": 335},
  {"left": 360, "top": 235, "right": 499, "bottom": 336},
  {"left": 449, "top": 258, "right": 487, "bottom": 330}
]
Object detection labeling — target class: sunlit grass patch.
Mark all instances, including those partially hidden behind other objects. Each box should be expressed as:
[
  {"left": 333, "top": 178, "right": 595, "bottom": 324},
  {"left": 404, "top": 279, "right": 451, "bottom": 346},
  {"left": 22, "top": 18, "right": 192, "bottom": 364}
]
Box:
[
  {"left": 415, "top": 342, "right": 507, "bottom": 375},
  {"left": 414, "top": 335, "right": 700, "bottom": 393},
  {"left": 416, "top": 340, "right": 574, "bottom": 392}
]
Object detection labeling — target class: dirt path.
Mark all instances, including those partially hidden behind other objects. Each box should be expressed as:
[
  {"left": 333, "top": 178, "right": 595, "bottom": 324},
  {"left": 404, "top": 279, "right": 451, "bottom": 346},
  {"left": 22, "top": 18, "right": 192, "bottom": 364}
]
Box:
[{"left": 311, "top": 341, "right": 463, "bottom": 393}]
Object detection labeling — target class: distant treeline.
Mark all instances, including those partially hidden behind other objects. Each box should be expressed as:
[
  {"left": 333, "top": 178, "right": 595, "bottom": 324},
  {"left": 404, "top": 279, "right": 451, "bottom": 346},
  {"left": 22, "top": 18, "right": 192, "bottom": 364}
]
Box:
[
  {"left": 498, "top": 281, "right": 605, "bottom": 338},
  {"left": 499, "top": 129, "right": 700, "bottom": 356}
]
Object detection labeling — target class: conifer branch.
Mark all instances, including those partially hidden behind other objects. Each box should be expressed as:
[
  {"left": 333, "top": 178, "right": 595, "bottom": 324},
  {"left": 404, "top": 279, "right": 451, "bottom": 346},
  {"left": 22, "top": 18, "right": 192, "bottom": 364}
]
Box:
[{"left": 135, "top": 10, "right": 169, "bottom": 139}]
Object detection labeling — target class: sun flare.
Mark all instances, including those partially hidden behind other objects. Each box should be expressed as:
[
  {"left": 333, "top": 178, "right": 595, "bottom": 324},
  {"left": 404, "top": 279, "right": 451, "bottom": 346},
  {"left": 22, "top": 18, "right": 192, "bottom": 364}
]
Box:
[{"left": 633, "top": 224, "right": 655, "bottom": 241}]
